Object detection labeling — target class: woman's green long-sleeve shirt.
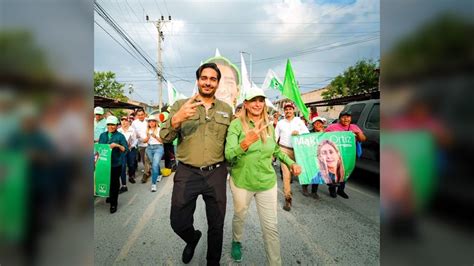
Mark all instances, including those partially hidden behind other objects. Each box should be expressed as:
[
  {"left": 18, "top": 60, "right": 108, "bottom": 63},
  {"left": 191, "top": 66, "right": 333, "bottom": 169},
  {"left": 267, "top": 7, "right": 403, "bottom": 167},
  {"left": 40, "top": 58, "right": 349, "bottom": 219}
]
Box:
[{"left": 225, "top": 118, "right": 295, "bottom": 191}]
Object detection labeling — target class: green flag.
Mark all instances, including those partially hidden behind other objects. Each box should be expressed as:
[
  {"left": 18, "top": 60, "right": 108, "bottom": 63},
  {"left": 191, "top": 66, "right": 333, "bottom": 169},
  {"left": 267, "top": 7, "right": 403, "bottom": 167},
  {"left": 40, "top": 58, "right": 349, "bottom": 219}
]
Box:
[
  {"left": 270, "top": 78, "right": 283, "bottom": 92},
  {"left": 262, "top": 69, "right": 283, "bottom": 92},
  {"left": 282, "top": 59, "right": 309, "bottom": 120}
]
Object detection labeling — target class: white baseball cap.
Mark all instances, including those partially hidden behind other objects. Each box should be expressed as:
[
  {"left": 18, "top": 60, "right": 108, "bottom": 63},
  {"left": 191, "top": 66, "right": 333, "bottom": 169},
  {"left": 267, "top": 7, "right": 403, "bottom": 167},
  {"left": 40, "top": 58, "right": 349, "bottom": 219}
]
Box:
[
  {"left": 311, "top": 116, "right": 327, "bottom": 124},
  {"left": 94, "top": 106, "right": 104, "bottom": 115},
  {"left": 106, "top": 116, "right": 119, "bottom": 124},
  {"left": 244, "top": 87, "right": 266, "bottom": 101},
  {"left": 145, "top": 114, "right": 158, "bottom": 121}
]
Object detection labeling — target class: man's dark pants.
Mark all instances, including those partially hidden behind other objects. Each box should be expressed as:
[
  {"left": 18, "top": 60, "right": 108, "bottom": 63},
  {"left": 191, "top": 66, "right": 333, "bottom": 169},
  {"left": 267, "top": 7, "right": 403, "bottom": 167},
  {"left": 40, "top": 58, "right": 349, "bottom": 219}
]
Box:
[
  {"left": 170, "top": 162, "right": 227, "bottom": 266},
  {"left": 110, "top": 165, "right": 122, "bottom": 206}
]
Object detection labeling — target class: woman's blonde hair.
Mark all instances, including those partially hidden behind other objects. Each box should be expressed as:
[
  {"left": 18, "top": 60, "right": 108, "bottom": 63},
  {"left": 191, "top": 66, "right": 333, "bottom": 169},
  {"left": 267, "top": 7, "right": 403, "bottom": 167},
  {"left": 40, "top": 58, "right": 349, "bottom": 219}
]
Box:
[
  {"left": 240, "top": 98, "right": 270, "bottom": 143},
  {"left": 147, "top": 119, "right": 159, "bottom": 136},
  {"left": 317, "top": 140, "right": 345, "bottom": 183}
]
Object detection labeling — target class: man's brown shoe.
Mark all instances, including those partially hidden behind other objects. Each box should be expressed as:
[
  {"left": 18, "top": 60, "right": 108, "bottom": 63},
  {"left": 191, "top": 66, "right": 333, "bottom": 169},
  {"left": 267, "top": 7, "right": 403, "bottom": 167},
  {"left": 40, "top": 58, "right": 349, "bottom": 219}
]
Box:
[{"left": 283, "top": 197, "right": 292, "bottom": 211}]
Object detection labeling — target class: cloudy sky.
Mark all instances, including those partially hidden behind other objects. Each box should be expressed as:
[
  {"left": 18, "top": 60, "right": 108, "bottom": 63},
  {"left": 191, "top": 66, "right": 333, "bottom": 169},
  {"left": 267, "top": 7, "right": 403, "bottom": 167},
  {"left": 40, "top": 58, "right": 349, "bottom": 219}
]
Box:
[{"left": 94, "top": 0, "right": 380, "bottom": 105}]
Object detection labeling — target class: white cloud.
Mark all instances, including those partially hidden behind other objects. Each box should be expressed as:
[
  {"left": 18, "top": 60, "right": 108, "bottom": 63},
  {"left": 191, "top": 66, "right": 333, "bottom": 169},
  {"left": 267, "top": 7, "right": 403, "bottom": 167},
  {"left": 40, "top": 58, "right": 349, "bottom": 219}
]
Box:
[{"left": 94, "top": 0, "right": 380, "bottom": 104}]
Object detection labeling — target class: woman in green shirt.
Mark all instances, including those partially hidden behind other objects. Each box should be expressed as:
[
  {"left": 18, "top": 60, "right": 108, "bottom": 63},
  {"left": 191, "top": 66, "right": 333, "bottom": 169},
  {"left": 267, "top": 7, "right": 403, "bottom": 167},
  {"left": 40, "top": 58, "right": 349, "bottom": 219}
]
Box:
[{"left": 225, "top": 89, "right": 302, "bottom": 265}]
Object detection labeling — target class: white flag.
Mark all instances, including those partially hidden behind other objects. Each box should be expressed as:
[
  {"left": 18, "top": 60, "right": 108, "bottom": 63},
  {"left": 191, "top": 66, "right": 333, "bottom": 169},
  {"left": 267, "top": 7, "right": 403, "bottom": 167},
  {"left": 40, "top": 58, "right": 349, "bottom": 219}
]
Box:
[
  {"left": 167, "top": 81, "right": 187, "bottom": 106},
  {"left": 237, "top": 53, "right": 252, "bottom": 104}
]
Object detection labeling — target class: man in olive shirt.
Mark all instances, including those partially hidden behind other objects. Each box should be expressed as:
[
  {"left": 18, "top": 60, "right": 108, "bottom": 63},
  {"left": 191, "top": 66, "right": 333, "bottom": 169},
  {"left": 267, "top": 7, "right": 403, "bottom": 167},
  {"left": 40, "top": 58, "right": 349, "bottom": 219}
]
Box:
[{"left": 160, "top": 63, "right": 232, "bottom": 266}]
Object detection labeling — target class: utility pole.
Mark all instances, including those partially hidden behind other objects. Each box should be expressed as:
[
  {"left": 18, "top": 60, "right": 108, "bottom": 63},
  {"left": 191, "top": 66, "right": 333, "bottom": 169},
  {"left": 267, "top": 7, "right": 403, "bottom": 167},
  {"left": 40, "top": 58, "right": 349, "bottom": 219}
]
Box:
[{"left": 146, "top": 14, "right": 171, "bottom": 110}]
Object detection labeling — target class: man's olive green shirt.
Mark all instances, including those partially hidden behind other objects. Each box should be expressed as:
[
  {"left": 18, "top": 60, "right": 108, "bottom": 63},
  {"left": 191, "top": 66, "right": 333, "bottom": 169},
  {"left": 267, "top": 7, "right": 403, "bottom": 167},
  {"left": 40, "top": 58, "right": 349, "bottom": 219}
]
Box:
[{"left": 159, "top": 97, "right": 233, "bottom": 168}]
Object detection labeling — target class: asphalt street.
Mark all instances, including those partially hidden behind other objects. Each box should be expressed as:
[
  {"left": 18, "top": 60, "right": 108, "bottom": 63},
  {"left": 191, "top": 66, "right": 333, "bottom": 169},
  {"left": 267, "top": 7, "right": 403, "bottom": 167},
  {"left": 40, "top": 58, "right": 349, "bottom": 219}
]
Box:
[{"left": 94, "top": 163, "right": 379, "bottom": 265}]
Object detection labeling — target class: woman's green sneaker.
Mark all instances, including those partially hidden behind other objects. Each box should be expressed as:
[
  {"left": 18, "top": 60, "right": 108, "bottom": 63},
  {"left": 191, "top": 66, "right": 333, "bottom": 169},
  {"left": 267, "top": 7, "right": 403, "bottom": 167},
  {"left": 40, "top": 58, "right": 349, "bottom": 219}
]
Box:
[{"left": 231, "top": 241, "right": 242, "bottom": 262}]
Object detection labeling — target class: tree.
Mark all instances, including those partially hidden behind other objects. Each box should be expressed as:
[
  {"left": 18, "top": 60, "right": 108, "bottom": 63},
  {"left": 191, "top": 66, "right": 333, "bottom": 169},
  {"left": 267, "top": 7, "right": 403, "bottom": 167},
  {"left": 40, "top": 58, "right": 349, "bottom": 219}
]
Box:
[
  {"left": 1, "top": 30, "right": 52, "bottom": 79},
  {"left": 322, "top": 59, "right": 379, "bottom": 100},
  {"left": 382, "top": 13, "right": 473, "bottom": 82},
  {"left": 94, "top": 71, "right": 127, "bottom": 101}
]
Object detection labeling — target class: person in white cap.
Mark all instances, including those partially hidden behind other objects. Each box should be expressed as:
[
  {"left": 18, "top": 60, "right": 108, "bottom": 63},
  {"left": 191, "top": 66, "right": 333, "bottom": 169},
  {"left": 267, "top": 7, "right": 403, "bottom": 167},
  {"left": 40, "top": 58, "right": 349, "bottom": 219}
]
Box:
[
  {"left": 301, "top": 116, "right": 327, "bottom": 199},
  {"left": 143, "top": 114, "right": 164, "bottom": 192},
  {"left": 98, "top": 116, "right": 128, "bottom": 214},
  {"left": 94, "top": 106, "right": 107, "bottom": 143},
  {"left": 274, "top": 102, "right": 309, "bottom": 211},
  {"left": 225, "top": 87, "right": 301, "bottom": 265}
]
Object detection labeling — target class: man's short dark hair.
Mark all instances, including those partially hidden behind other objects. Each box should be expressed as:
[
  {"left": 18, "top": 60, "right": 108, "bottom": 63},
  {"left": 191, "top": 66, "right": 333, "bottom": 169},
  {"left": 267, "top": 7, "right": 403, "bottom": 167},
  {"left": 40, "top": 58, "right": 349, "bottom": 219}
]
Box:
[
  {"left": 196, "top": 63, "right": 221, "bottom": 82},
  {"left": 136, "top": 108, "right": 145, "bottom": 114}
]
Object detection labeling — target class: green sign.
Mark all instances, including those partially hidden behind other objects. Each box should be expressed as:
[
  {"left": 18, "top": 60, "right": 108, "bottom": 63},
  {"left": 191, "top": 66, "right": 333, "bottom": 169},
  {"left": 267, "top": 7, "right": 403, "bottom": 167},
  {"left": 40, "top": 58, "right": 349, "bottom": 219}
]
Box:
[
  {"left": 0, "top": 152, "right": 27, "bottom": 242},
  {"left": 293, "top": 132, "right": 356, "bottom": 185},
  {"left": 94, "top": 144, "right": 111, "bottom": 197},
  {"left": 381, "top": 131, "right": 436, "bottom": 209}
]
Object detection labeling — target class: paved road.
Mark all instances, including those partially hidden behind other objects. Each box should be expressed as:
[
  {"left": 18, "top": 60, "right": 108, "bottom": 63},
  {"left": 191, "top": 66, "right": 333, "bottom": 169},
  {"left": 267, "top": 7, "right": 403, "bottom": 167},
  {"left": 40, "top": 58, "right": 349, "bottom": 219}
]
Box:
[{"left": 95, "top": 163, "right": 379, "bottom": 265}]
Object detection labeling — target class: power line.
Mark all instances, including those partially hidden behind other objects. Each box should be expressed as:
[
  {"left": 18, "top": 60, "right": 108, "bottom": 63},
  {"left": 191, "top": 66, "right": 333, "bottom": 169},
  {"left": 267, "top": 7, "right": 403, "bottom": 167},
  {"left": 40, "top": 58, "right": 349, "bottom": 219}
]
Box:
[
  {"left": 94, "top": 1, "right": 166, "bottom": 82},
  {"left": 94, "top": 20, "right": 157, "bottom": 76}
]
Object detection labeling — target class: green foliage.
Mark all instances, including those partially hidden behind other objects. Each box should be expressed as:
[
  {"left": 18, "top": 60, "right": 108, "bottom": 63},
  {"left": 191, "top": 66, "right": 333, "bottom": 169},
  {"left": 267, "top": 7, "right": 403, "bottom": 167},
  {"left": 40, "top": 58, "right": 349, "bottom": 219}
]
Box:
[
  {"left": 0, "top": 30, "right": 51, "bottom": 78},
  {"left": 382, "top": 13, "right": 474, "bottom": 81},
  {"left": 322, "top": 59, "right": 379, "bottom": 100},
  {"left": 94, "top": 71, "right": 127, "bottom": 101},
  {"left": 109, "top": 109, "right": 128, "bottom": 118}
]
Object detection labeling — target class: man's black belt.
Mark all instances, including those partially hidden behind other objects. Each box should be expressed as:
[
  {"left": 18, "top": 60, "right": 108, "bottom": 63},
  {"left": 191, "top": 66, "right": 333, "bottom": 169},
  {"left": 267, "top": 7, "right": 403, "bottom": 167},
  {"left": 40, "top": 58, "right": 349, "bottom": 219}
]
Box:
[{"left": 180, "top": 162, "right": 223, "bottom": 171}]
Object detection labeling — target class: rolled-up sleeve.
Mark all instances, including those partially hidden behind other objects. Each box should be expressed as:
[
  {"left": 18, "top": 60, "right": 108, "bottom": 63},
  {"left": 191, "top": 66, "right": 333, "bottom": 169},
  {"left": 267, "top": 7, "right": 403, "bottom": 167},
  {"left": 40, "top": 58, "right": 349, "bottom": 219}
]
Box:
[
  {"left": 159, "top": 101, "right": 182, "bottom": 143},
  {"left": 225, "top": 121, "right": 245, "bottom": 164},
  {"left": 273, "top": 144, "right": 295, "bottom": 168}
]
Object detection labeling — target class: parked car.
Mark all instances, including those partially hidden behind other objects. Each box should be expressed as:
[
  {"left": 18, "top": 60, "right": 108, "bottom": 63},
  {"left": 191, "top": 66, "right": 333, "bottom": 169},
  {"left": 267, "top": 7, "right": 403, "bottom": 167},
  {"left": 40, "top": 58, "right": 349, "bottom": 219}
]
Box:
[{"left": 339, "top": 99, "right": 380, "bottom": 175}]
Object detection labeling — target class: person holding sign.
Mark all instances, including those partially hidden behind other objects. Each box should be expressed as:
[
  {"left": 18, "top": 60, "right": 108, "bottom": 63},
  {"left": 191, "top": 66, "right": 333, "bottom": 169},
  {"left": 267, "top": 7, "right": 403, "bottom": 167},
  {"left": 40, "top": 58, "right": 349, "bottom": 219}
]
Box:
[
  {"left": 160, "top": 63, "right": 233, "bottom": 265},
  {"left": 325, "top": 110, "right": 366, "bottom": 198},
  {"left": 98, "top": 116, "right": 128, "bottom": 213},
  {"left": 225, "top": 88, "right": 301, "bottom": 265},
  {"left": 301, "top": 116, "right": 327, "bottom": 198},
  {"left": 275, "top": 102, "right": 309, "bottom": 211},
  {"left": 118, "top": 115, "right": 138, "bottom": 192}
]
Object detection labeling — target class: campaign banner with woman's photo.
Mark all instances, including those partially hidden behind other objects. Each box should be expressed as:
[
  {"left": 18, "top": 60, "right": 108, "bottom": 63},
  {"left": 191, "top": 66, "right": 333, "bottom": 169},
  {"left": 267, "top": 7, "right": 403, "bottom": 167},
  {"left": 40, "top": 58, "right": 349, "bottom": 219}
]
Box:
[
  {"left": 94, "top": 144, "right": 111, "bottom": 197},
  {"left": 293, "top": 132, "right": 356, "bottom": 185}
]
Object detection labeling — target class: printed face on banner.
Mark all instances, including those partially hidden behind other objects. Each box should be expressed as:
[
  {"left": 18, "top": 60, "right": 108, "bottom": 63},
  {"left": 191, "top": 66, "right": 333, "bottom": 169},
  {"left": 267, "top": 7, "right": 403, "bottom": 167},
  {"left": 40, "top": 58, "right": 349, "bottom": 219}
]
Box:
[
  {"left": 293, "top": 132, "right": 356, "bottom": 185},
  {"left": 215, "top": 63, "right": 239, "bottom": 107}
]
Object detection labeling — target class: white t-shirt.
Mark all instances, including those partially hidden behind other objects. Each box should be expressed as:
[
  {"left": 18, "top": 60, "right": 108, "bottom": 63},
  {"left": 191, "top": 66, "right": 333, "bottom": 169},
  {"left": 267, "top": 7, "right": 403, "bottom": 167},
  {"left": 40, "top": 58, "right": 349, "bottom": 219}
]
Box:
[
  {"left": 147, "top": 128, "right": 162, "bottom": 145},
  {"left": 131, "top": 119, "right": 148, "bottom": 147},
  {"left": 118, "top": 126, "right": 138, "bottom": 148},
  {"left": 275, "top": 117, "right": 309, "bottom": 148}
]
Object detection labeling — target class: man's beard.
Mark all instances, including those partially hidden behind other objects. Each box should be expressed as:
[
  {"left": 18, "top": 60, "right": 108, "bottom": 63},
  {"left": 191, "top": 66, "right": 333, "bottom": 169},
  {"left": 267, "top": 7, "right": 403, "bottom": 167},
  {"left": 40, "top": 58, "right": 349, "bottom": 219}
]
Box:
[{"left": 198, "top": 86, "right": 216, "bottom": 98}]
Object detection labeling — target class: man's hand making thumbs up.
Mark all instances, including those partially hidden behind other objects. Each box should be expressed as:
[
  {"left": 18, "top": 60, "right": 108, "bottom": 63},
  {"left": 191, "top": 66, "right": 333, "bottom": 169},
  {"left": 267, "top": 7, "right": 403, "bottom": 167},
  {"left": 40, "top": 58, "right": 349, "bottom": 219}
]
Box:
[{"left": 171, "top": 94, "right": 205, "bottom": 129}]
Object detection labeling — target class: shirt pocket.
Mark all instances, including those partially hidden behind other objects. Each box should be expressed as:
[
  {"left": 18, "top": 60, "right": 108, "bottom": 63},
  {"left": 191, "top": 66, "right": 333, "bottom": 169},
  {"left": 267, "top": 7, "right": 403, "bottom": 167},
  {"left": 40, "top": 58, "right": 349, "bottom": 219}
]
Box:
[
  {"left": 213, "top": 114, "right": 230, "bottom": 142},
  {"left": 181, "top": 114, "right": 200, "bottom": 139}
]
